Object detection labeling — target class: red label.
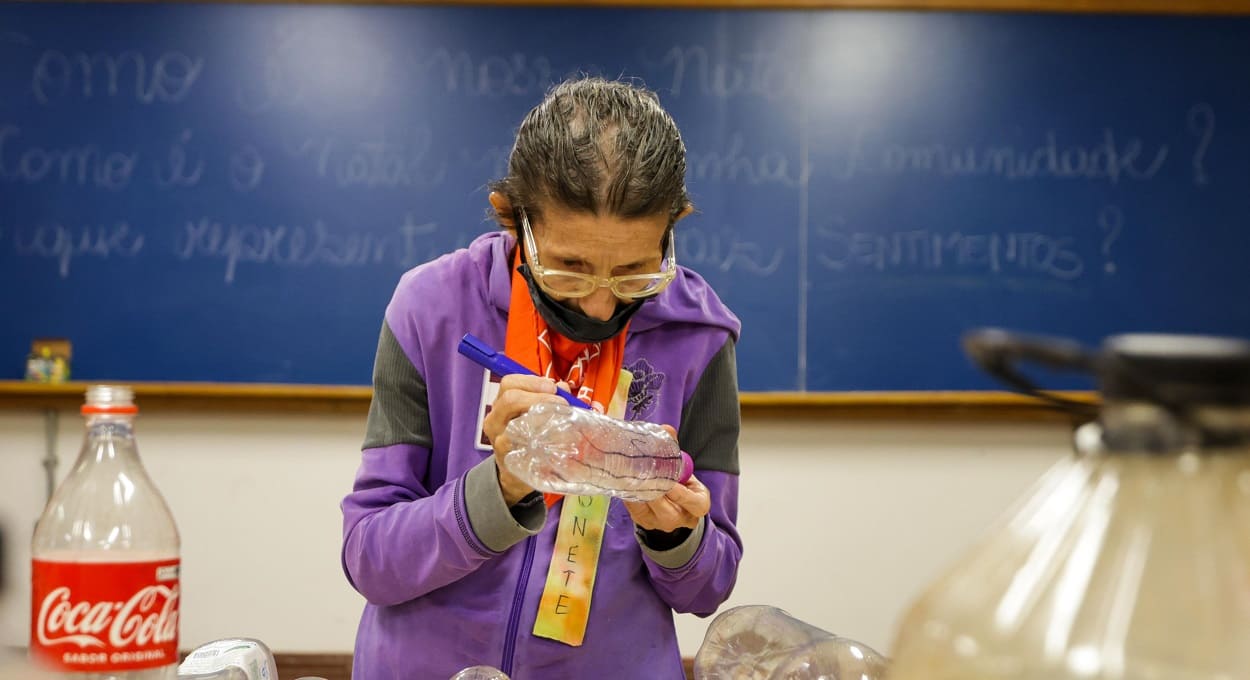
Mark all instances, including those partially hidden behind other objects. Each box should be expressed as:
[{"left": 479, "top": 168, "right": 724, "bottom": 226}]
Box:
[{"left": 30, "top": 558, "right": 180, "bottom": 672}]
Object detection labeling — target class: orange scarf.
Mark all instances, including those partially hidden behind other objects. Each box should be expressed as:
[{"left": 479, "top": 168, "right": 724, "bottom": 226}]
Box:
[{"left": 504, "top": 246, "right": 629, "bottom": 506}]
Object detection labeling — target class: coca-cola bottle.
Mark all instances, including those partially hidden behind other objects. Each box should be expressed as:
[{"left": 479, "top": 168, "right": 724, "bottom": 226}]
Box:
[{"left": 31, "top": 385, "right": 180, "bottom": 679}]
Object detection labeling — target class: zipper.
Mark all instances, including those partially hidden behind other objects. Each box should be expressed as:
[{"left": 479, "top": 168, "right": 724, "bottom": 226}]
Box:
[{"left": 501, "top": 534, "right": 537, "bottom": 676}]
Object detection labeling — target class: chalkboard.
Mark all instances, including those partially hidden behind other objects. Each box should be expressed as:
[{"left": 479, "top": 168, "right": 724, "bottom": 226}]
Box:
[{"left": 3, "top": 3, "right": 1249, "bottom": 392}]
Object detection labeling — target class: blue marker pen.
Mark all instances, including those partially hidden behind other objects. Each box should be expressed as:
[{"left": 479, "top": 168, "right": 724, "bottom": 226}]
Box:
[{"left": 457, "top": 333, "right": 588, "bottom": 409}]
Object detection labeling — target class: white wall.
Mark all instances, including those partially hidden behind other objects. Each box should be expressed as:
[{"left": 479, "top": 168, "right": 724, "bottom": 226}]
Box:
[{"left": 0, "top": 409, "right": 1067, "bottom": 659}]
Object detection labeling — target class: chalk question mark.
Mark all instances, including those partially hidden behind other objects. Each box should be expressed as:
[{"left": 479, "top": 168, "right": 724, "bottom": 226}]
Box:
[
  {"left": 1098, "top": 205, "right": 1124, "bottom": 275},
  {"left": 1188, "top": 103, "right": 1215, "bottom": 186}
]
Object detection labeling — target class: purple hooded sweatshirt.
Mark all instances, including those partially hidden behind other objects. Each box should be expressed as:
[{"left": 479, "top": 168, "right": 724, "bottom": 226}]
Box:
[{"left": 341, "top": 231, "right": 743, "bottom": 679}]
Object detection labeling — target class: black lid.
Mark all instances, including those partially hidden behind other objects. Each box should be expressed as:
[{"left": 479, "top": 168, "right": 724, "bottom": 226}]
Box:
[{"left": 1098, "top": 334, "right": 1250, "bottom": 406}]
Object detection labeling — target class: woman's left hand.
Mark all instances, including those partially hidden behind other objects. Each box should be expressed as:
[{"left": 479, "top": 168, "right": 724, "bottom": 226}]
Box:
[
  {"left": 623, "top": 425, "right": 711, "bottom": 532},
  {"left": 624, "top": 476, "right": 711, "bottom": 532}
]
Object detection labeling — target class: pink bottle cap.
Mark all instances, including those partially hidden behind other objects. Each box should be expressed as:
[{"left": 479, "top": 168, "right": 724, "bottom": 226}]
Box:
[{"left": 678, "top": 451, "right": 694, "bottom": 484}]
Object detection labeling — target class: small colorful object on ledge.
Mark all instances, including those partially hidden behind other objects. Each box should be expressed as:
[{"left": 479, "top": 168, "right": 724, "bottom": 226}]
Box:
[{"left": 25, "top": 338, "right": 71, "bottom": 383}]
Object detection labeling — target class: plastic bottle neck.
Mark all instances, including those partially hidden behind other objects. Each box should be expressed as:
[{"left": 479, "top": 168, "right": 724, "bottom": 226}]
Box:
[
  {"left": 81, "top": 414, "right": 139, "bottom": 463},
  {"left": 1092, "top": 400, "right": 1250, "bottom": 455}
]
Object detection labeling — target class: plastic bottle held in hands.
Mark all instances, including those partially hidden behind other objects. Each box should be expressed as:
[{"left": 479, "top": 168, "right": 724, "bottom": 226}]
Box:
[
  {"left": 503, "top": 402, "right": 694, "bottom": 502},
  {"left": 31, "top": 385, "right": 180, "bottom": 679},
  {"left": 693, "top": 605, "right": 889, "bottom": 680},
  {"left": 889, "top": 330, "right": 1250, "bottom": 680}
]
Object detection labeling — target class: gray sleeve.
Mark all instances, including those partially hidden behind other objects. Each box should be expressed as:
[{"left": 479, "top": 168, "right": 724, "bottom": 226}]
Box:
[
  {"left": 678, "top": 337, "right": 741, "bottom": 475},
  {"left": 464, "top": 458, "right": 546, "bottom": 552},
  {"left": 635, "top": 517, "right": 706, "bottom": 569},
  {"left": 631, "top": 337, "right": 738, "bottom": 568},
  {"left": 363, "top": 321, "right": 432, "bottom": 450}
]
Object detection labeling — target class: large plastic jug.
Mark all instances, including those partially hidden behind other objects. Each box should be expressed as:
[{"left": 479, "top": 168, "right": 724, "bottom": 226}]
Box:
[{"left": 888, "top": 330, "right": 1250, "bottom": 679}]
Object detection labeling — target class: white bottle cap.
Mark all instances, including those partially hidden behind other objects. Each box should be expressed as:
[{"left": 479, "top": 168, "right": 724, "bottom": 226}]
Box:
[{"left": 83, "top": 384, "right": 137, "bottom": 415}]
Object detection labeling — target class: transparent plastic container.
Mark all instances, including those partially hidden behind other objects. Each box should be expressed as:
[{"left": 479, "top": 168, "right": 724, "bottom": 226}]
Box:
[
  {"left": 31, "top": 385, "right": 181, "bottom": 680},
  {"left": 503, "top": 402, "right": 693, "bottom": 501},
  {"left": 693, "top": 605, "right": 888, "bottom": 680},
  {"left": 177, "top": 639, "right": 277, "bottom": 680},
  {"left": 888, "top": 331, "right": 1250, "bottom": 680},
  {"left": 448, "top": 666, "right": 510, "bottom": 680}
]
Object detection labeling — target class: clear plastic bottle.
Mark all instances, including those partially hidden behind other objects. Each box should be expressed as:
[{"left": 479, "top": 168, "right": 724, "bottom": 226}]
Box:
[
  {"left": 502, "top": 402, "right": 694, "bottom": 502},
  {"left": 176, "top": 639, "right": 276, "bottom": 680},
  {"left": 693, "top": 604, "right": 889, "bottom": 680},
  {"left": 448, "top": 666, "right": 511, "bottom": 680},
  {"left": 31, "top": 385, "right": 181, "bottom": 679},
  {"left": 888, "top": 331, "right": 1250, "bottom": 680}
]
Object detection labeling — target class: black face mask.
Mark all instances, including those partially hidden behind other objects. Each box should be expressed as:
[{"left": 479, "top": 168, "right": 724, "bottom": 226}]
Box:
[{"left": 518, "top": 264, "right": 647, "bottom": 343}]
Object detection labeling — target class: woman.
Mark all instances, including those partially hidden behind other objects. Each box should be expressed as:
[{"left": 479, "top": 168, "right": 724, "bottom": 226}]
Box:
[{"left": 341, "top": 76, "right": 743, "bottom": 679}]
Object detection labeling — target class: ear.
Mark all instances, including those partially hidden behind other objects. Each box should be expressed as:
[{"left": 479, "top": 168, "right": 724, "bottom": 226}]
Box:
[
  {"left": 674, "top": 203, "right": 695, "bottom": 223},
  {"left": 488, "top": 191, "right": 515, "bottom": 229}
]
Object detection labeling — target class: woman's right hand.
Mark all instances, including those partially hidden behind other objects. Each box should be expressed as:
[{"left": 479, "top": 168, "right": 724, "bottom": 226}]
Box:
[{"left": 482, "top": 374, "right": 571, "bottom": 505}]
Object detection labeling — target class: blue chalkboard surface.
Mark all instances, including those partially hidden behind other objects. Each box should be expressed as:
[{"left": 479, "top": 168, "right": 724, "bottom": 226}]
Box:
[{"left": 2, "top": 3, "right": 1249, "bottom": 392}]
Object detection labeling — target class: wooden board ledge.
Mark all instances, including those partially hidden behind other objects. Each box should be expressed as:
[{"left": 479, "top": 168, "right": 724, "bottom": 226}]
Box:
[{"left": 0, "top": 381, "right": 1094, "bottom": 421}]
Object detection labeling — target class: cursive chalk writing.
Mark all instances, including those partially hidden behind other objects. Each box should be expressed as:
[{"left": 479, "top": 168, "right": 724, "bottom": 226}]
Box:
[
  {"left": 410, "top": 49, "right": 555, "bottom": 96},
  {"left": 173, "top": 214, "right": 478, "bottom": 283},
  {"left": 32, "top": 49, "right": 202, "bottom": 105},
  {"left": 1187, "top": 103, "right": 1214, "bottom": 186},
  {"left": 833, "top": 127, "right": 1169, "bottom": 183},
  {"left": 288, "top": 130, "right": 446, "bottom": 188},
  {"left": 229, "top": 146, "right": 265, "bottom": 192},
  {"left": 234, "top": 22, "right": 393, "bottom": 113},
  {"left": 640, "top": 44, "right": 799, "bottom": 99},
  {"left": 13, "top": 221, "right": 145, "bottom": 277},
  {"left": 679, "top": 225, "right": 784, "bottom": 276},
  {"left": 688, "top": 132, "right": 810, "bottom": 187},
  {"left": 815, "top": 220, "right": 1085, "bottom": 281},
  {"left": 153, "top": 129, "right": 204, "bottom": 188},
  {"left": 0, "top": 125, "right": 137, "bottom": 190}
]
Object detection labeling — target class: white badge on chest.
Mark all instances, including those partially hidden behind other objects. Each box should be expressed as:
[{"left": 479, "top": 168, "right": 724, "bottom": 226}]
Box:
[{"left": 474, "top": 367, "right": 501, "bottom": 451}]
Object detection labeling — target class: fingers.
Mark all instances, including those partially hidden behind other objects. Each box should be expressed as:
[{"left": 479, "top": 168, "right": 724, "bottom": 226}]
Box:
[
  {"left": 622, "top": 500, "right": 658, "bottom": 528},
  {"left": 502, "top": 373, "right": 561, "bottom": 400},
  {"left": 664, "top": 475, "right": 711, "bottom": 518},
  {"left": 481, "top": 375, "right": 570, "bottom": 506},
  {"left": 481, "top": 374, "right": 566, "bottom": 447},
  {"left": 624, "top": 474, "right": 710, "bottom": 532},
  {"left": 624, "top": 496, "right": 697, "bottom": 532}
]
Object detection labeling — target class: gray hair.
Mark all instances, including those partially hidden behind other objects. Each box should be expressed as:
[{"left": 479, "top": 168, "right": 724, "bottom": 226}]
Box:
[{"left": 490, "top": 77, "right": 691, "bottom": 226}]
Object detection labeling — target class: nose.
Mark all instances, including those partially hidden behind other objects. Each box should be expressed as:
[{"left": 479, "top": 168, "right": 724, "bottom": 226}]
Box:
[{"left": 577, "top": 287, "right": 619, "bottom": 322}]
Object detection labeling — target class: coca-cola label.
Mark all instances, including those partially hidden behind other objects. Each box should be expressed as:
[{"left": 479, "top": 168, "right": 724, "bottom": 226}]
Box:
[{"left": 31, "top": 558, "right": 180, "bottom": 672}]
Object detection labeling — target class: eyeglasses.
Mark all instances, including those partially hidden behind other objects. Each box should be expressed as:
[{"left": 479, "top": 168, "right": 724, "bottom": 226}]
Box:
[{"left": 519, "top": 208, "right": 677, "bottom": 300}]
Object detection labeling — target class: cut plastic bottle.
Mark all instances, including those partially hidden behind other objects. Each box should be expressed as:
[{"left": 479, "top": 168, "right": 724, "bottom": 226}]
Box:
[
  {"left": 693, "top": 604, "right": 889, "bottom": 680},
  {"left": 503, "top": 402, "right": 693, "bottom": 501}
]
